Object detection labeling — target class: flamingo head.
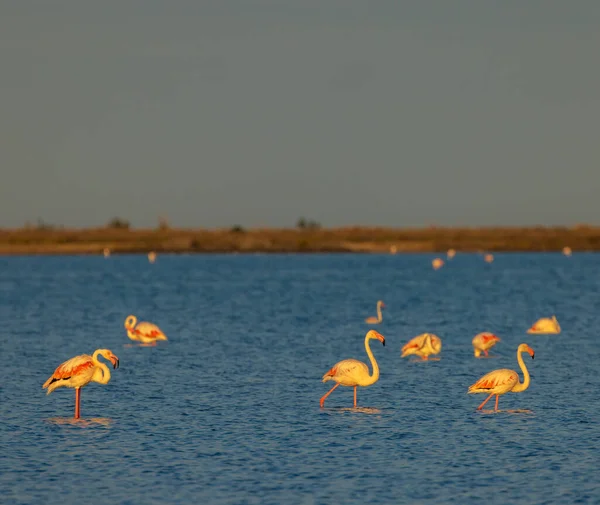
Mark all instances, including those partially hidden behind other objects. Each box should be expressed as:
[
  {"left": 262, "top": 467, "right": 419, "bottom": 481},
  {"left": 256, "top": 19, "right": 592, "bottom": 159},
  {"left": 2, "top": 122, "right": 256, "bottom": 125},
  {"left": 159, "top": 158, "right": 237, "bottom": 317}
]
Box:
[
  {"left": 378, "top": 301, "right": 385, "bottom": 309},
  {"left": 99, "top": 349, "right": 120, "bottom": 369},
  {"left": 519, "top": 344, "right": 535, "bottom": 359},
  {"left": 367, "top": 330, "right": 386, "bottom": 346},
  {"left": 124, "top": 315, "right": 137, "bottom": 330}
]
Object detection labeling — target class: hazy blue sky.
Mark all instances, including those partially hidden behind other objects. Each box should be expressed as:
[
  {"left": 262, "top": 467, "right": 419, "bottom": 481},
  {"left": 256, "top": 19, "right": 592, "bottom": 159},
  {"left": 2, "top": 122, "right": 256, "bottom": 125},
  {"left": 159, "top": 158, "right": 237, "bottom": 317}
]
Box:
[{"left": 1, "top": 1, "right": 599, "bottom": 228}]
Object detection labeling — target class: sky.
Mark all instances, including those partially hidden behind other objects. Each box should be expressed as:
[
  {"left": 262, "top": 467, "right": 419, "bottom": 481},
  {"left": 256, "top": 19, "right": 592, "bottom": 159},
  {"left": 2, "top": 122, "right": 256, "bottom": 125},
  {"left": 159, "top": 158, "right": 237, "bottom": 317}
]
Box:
[{"left": 1, "top": 1, "right": 599, "bottom": 229}]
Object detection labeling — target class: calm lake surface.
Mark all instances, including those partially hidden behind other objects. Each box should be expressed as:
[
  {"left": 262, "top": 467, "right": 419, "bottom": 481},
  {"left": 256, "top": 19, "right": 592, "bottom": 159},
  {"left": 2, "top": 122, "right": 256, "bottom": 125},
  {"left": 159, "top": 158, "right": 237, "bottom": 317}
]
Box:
[{"left": 1, "top": 253, "right": 599, "bottom": 505}]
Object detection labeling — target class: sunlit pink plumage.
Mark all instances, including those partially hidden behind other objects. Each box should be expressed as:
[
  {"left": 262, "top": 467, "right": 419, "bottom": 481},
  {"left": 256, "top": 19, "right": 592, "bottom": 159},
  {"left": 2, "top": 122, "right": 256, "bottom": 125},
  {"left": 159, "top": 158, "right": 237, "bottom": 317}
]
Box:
[
  {"left": 125, "top": 315, "right": 168, "bottom": 345},
  {"left": 365, "top": 301, "right": 385, "bottom": 324},
  {"left": 401, "top": 333, "right": 442, "bottom": 361},
  {"left": 42, "top": 349, "right": 120, "bottom": 419},
  {"left": 320, "top": 330, "right": 385, "bottom": 408},
  {"left": 468, "top": 343, "right": 535, "bottom": 411},
  {"left": 472, "top": 332, "right": 501, "bottom": 357}
]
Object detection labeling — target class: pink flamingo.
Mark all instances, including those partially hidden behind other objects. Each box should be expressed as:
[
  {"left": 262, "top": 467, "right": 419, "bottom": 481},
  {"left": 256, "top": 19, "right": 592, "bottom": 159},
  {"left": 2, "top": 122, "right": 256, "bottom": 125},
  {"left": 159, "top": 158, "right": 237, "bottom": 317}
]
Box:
[
  {"left": 365, "top": 301, "right": 385, "bottom": 324},
  {"left": 401, "top": 333, "right": 442, "bottom": 361},
  {"left": 527, "top": 315, "right": 560, "bottom": 334},
  {"left": 320, "top": 330, "right": 385, "bottom": 408},
  {"left": 472, "top": 332, "right": 501, "bottom": 357},
  {"left": 468, "top": 343, "right": 534, "bottom": 411},
  {"left": 43, "top": 349, "right": 120, "bottom": 419},
  {"left": 125, "top": 315, "right": 168, "bottom": 345}
]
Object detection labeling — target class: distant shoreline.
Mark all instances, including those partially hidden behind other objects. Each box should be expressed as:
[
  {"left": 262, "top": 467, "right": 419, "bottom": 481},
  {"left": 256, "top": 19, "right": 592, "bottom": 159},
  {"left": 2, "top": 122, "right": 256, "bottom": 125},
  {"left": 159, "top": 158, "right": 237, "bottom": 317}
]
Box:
[{"left": 0, "top": 226, "right": 598, "bottom": 255}]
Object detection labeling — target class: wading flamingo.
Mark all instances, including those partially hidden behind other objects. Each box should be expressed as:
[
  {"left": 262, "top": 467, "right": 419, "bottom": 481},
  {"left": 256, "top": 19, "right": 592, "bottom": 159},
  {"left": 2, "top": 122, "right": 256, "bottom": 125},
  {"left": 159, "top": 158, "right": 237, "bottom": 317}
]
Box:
[
  {"left": 103, "top": 248, "right": 110, "bottom": 258},
  {"left": 563, "top": 246, "right": 572, "bottom": 257},
  {"left": 472, "top": 332, "right": 501, "bottom": 357},
  {"left": 401, "top": 333, "right": 442, "bottom": 361},
  {"left": 125, "top": 315, "right": 168, "bottom": 345},
  {"left": 447, "top": 249, "right": 456, "bottom": 259},
  {"left": 432, "top": 258, "right": 444, "bottom": 270},
  {"left": 148, "top": 251, "right": 157, "bottom": 263},
  {"left": 365, "top": 301, "right": 385, "bottom": 324},
  {"left": 468, "top": 343, "right": 534, "bottom": 411},
  {"left": 43, "top": 349, "right": 120, "bottom": 419},
  {"left": 527, "top": 315, "right": 560, "bottom": 334},
  {"left": 320, "top": 330, "right": 385, "bottom": 408},
  {"left": 484, "top": 253, "right": 494, "bottom": 263}
]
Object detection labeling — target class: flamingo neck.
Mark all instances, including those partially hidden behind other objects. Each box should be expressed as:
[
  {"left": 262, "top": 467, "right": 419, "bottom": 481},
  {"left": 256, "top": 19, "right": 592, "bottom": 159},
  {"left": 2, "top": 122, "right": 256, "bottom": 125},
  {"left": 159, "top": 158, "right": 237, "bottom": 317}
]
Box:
[
  {"left": 363, "top": 335, "right": 380, "bottom": 386},
  {"left": 376, "top": 303, "right": 382, "bottom": 322},
  {"left": 92, "top": 350, "right": 111, "bottom": 384},
  {"left": 511, "top": 349, "right": 530, "bottom": 393},
  {"left": 126, "top": 316, "right": 137, "bottom": 330}
]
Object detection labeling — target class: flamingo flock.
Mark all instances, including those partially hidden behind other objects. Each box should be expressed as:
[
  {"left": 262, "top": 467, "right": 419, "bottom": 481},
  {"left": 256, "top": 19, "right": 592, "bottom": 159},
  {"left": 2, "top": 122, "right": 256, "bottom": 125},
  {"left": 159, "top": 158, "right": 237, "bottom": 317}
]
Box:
[{"left": 43, "top": 249, "right": 571, "bottom": 418}]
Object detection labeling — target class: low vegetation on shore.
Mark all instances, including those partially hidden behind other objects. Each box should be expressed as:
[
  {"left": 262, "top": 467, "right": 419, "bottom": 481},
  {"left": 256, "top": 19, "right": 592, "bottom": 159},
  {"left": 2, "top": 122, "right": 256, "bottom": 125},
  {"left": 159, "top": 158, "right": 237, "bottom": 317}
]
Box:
[{"left": 1, "top": 219, "right": 598, "bottom": 255}]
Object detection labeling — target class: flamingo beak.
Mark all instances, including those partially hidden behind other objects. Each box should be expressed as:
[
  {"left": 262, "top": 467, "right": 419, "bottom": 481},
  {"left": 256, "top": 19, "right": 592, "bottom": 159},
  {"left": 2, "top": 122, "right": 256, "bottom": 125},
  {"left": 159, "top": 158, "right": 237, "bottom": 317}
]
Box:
[
  {"left": 528, "top": 348, "right": 535, "bottom": 359},
  {"left": 111, "top": 356, "right": 120, "bottom": 369}
]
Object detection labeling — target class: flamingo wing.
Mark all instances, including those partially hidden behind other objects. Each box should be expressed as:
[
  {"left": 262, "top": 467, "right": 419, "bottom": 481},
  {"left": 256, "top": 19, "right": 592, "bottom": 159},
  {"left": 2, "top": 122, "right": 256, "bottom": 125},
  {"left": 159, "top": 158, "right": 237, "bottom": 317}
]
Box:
[
  {"left": 468, "top": 369, "right": 518, "bottom": 393},
  {"left": 402, "top": 334, "right": 426, "bottom": 353},
  {"left": 43, "top": 354, "right": 94, "bottom": 389},
  {"left": 134, "top": 322, "right": 166, "bottom": 339},
  {"left": 322, "top": 359, "right": 369, "bottom": 382}
]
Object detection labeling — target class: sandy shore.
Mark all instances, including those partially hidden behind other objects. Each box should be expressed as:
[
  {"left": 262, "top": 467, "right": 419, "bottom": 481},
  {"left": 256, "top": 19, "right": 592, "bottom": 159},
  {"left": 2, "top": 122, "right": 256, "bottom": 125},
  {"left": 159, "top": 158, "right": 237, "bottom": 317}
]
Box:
[{"left": 0, "top": 226, "right": 597, "bottom": 255}]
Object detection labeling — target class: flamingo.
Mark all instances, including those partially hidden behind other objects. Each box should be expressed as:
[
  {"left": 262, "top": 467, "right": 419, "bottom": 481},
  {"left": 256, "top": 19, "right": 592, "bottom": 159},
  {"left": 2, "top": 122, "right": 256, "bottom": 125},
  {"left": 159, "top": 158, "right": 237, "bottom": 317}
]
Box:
[
  {"left": 432, "top": 258, "right": 444, "bottom": 270},
  {"left": 103, "top": 248, "right": 110, "bottom": 258},
  {"left": 468, "top": 343, "right": 534, "bottom": 411},
  {"left": 401, "top": 333, "right": 442, "bottom": 361},
  {"left": 563, "top": 246, "right": 572, "bottom": 257},
  {"left": 527, "top": 315, "right": 560, "bottom": 334},
  {"left": 365, "top": 301, "right": 385, "bottom": 324},
  {"left": 472, "top": 332, "right": 501, "bottom": 357},
  {"left": 320, "top": 330, "right": 385, "bottom": 408},
  {"left": 148, "top": 251, "right": 157, "bottom": 263},
  {"left": 447, "top": 249, "right": 456, "bottom": 259},
  {"left": 484, "top": 253, "right": 494, "bottom": 263},
  {"left": 43, "top": 349, "right": 120, "bottom": 419},
  {"left": 125, "top": 315, "right": 168, "bottom": 345}
]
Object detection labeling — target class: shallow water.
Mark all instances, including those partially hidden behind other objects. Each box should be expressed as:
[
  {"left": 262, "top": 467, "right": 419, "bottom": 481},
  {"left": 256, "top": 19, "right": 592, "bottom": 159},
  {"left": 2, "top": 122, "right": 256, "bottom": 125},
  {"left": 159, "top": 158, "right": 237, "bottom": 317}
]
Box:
[{"left": 1, "top": 253, "right": 599, "bottom": 505}]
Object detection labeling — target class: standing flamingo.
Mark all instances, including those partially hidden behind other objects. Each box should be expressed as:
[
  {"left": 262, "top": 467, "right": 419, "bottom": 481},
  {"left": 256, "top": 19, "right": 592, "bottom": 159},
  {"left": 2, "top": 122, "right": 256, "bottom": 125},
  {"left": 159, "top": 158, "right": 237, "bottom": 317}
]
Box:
[
  {"left": 468, "top": 343, "right": 535, "bottom": 411},
  {"left": 125, "top": 315, "right": 168, "bottom": 345},
  {"left": 432, "top": 258, "right": 444, "bottom": 270},
  {"left": 320, "top": 330, "right": 385, "bottom": 408},
  {"left": 484, "top": 253, "right": 494, "bottom": 263},
  {"left": 43, "top": 349, "right": 120, "bottom": 419},
  {"left": 447, "top": 249, "right": 456, "bottom": 259},
  {"left": 401, "top": 333, "right": 442, "bottom": 361},
  {"left": 365, "top": 301, "right": 385, "bottom": 324},
  {"left": 527, "top": 315, "right": 560, "bottom": 334},
  {"left": 472, "top": 332, "right": 501, "bottom": 357}
]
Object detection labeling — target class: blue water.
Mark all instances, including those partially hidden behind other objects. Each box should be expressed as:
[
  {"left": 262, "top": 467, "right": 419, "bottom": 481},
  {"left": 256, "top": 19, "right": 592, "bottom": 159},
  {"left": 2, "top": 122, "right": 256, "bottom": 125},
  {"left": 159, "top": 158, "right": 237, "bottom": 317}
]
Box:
[{"left": 1, "top": 253, "right": 599, "bottom": 505}]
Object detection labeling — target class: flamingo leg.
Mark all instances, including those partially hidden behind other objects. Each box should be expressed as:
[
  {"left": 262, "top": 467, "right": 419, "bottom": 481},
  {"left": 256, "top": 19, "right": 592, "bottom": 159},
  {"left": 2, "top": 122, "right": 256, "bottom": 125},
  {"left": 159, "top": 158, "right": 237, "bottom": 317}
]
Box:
[
  {"left": 476, "top": 393, "right": 494, "bottom": 410},
  {"left": 484, "top": 350, "right": 489, "bottom": 357},
  {"left": 495, "top": 395, "right": 499, "bottom": 412},
  {"left": 354, "top": 386, "right": 357, "bottom": 408},
  {"left": 75, "top": 388, "right": 81, "bottom": 419},
  {"left": 320, "top": 383, "right": 340, "bottom": 408},
  {"left": 422, "top": 356, "right": 429, "bottom": 361}
]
